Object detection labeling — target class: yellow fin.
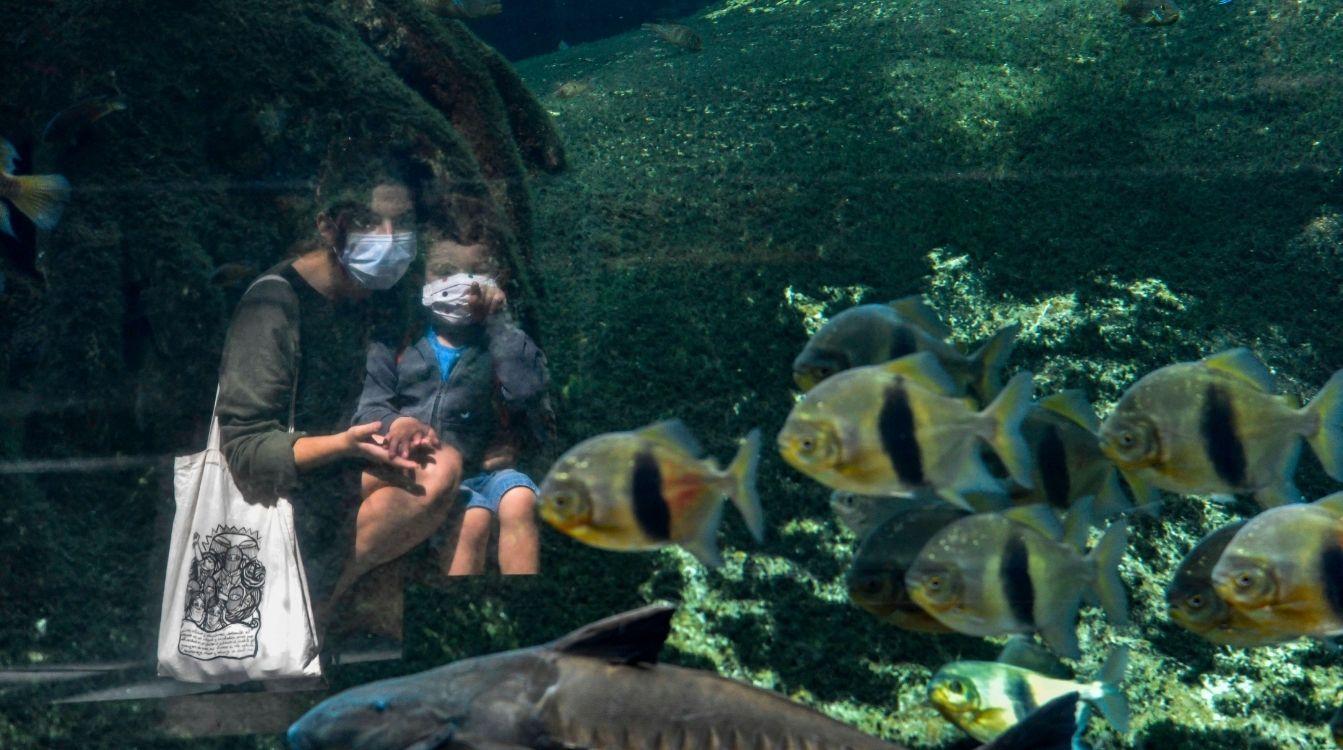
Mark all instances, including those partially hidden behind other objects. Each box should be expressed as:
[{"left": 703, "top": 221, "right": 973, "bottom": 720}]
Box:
[
  {"left": 635, "top": 419, "right": 703, "bottom": 457},
  {"left": 886, "top": 295, "right": 953, "bottom": 340},
  {"left": 879, "top": 352, "right": 958, "bottom": 395},
  {"left": 1312, "top": 492, "right": 1343, "bottom": 517},
  {"left": 1038, "top": 390, "right": 1100, "bottom": 434},
  {"left": 1003, "top": 504, "right": 1064, "bottom": 540},
  {"left": 1201, "top": 348, "right": 1276, "bottom": 393},
  {"left": 10, "top": 173, "right": 71, "bottom": 231}
]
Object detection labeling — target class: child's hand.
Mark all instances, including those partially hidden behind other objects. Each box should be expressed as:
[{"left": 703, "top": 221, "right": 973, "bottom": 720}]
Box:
[
  {"left": 467, "top": 280, "right": 507, "bottom": 321},
  {"left": 387, "top": 417, "right": 440, "bottom": 458}
]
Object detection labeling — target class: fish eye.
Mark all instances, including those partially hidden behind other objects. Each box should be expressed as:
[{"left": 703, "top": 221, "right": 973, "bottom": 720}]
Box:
[
  {"left": 927, "top": 575, "right": 943, "bottom": 591},
  {"left": 1187, "top": 594, "right": 1205, "bottom": 609},
  {"left": 1119, "top": 431, "right": 1136, "bottom": 447},
  {"left": 553, "top": 494, "right": 571, "bottom": 508},
  {"left": 371, "top": 698, "right": 389, "bottom": 713},
  {"left": 1235, "top": 572, "right": 1255, "bottom": 589}
]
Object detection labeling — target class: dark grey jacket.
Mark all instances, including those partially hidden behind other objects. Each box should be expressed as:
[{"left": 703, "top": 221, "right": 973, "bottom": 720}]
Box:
[{"left": 351, "top": 317, "right": 552, "bottom": 469}]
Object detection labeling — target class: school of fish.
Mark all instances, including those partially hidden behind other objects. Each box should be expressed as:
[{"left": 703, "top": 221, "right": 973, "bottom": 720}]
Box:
[{"left": 530, "top": 294, "right": 1343, "bottom": 746}]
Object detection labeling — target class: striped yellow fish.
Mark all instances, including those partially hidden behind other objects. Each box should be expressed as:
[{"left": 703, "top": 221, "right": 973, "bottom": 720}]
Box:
[
  {"left": 538, "top": 420, "right": 762, "bottom": 567},
  {"left": 792, "top": 297, "right": 1018, "bottom": 404},
  {"left": 1211, "top": 492, "right": 1343, "bottom": 639},
  {"left": 905, "top": 502, "right": 1129, "bottom": 658},
  {"left": 1011, "top": 390, "right": 1131, "bottom": 518},
  {"left": 778, "top": 352, "right": 1034, "bottom": 511},
  {"left": 1098, "top": 348, "right": 1343, "bottom": 509},
  {"left": 929, "top": 641, "right": 1129, "bottom": 743}
]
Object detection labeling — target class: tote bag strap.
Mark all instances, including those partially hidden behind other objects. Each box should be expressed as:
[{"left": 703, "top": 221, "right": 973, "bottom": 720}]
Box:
[{"left": 207, "top": 273, "right": 299, "bottom": 451}]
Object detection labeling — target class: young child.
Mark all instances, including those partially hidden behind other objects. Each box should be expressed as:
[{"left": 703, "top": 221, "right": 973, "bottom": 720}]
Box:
[{"left": 350, "top": 236, "right": 551, "bottom": 579}]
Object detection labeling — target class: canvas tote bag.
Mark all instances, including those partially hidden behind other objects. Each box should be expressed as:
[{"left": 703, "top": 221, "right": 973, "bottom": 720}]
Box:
[{"left": 157, "top": 274, "right": 321, "bottom": 683}]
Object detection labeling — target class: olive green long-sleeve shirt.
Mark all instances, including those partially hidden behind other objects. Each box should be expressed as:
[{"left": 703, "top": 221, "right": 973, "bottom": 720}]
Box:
[{"left": 216, "top": 268, "right": 305, "bottom": 501}]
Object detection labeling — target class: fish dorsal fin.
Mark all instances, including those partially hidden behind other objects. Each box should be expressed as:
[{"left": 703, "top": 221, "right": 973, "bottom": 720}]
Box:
[
  {"left": 1201, "top": 348, "right": 1276, "bottom": 393},
  {"left": 1038, "top": 390, "right": 1100, "bottom": 434},
  {"left": 547, "top": 604, "right": 675, "bottom": 665},
  {"left": 1313, "top": 492, "right": 1343, "bottom": 518},
  {"left": 880, "top": 352, "right": 959, "bottom": 395},
  {"left": 1003, "top": 505, "right": 1065, "bottom": 541},
  {"left": 887, "top": 296, "right": 953, "bottom": 340},
  {"left": 635, "top": 419, "right": 703, "bottom": 458},
  {"left": 997, "top": 636, "right": 1072, "bottom": 679},
  {"left": 1, "top": 138, "right": 15, "bottom": 174}
]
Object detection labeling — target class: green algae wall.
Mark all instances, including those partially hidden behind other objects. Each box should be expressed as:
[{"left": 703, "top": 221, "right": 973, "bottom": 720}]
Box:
[
  {"left": 3, "top": 0, "right": 1343, "bottom": 747},
  {"left": 506, "top": 0, "right": 1343, "bottom": 747}
]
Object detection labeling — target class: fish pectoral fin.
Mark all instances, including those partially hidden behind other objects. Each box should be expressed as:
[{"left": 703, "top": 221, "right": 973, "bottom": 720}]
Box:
[
  {"left": 402, "top": 725, "right": 464, "bottom": 750},
  {"left": 546, "top": 603, "right": 675, "bottom": 665},
  {"left": 1201, "top": 348, "right": 1277, "bottom": 393},
  {"left": 887, "top": 295, "right": 954, "bottom": 340},
  {"left": 1001, "top": 505, "right": 1065, "bottom": 541},
  {"left": 996, "top": 636, "right": 1072, "bottom": 679},
  {"left": 1037, "top": 391, "right": 1101, "bottom": 434},
  {"left": 634, "top": 419, "right": 704, "bottom": 457},
  {"left": 879, "top": 352, "right": 960, "bottom": 395}
]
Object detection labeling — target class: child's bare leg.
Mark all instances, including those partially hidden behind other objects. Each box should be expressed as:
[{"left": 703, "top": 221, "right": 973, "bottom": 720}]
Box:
[
  {"left": 447, "top": 507, "right": 492, "bottom": 576},
  {"left": 327, "top": 445, "right": 462, "bottom": 613},
  {"left": 497, "top": 487, "right": 539, "bottom": 574}
]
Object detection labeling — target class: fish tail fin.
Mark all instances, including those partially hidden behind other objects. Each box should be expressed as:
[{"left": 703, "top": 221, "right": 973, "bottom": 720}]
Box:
[
  {"left": 1086, "top": 521, "right": 1131, "bottom": 626},
  {"left": 1305, "top": 370, "right": 1343, "bottom": 481},
  {"left": 979, "top": 371, "right": 1035, "bottom": 488},
  {"left": 1094, "top": 468, "right": 1134, "bottom": 519},
  {"left": 1092, "top": 646, "right": 1131, "bottom": 734},
  {"left": 724, "top": 428, "right": 764, "bottom": 543},
  {"left": 684, "top": 500, "right": 725, "bottom": 568},
  {"left": 0, "top": 202, "right": 13, "bottom": 238},
  {"left": 965, "top": 323, "right": 1020, "bottom": 403},
  {"left": 10, "top": 173, "right": 71, "bottom": 230}
]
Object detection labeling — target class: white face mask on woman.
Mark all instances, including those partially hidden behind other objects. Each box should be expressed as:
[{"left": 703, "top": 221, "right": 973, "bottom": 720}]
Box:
[
  {"left": 339, "top": 231, "right": 417, "bottom": 290},
  {"left": 422, "top": 273, "right": 497, "bottom": 326}
]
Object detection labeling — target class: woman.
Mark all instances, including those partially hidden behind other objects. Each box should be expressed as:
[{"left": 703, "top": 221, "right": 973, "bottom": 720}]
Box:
[{"left": 215, "top": 150, "right": 460, "bottom": 637}]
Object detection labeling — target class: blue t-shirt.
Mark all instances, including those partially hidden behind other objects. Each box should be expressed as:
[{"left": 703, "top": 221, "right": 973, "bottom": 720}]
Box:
[{"left": 427, "top": 327, "right": 462, "bottom": 382}]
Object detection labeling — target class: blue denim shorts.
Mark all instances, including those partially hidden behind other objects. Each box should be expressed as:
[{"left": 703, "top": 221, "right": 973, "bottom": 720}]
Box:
[{"left": 459, "top": 468, "right": 538, "bottom": 513}]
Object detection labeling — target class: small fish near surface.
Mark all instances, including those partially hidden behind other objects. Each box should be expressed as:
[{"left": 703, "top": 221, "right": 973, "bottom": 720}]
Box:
[
  {"left": 551, "top": 80, "right": 592, "bottom": 99},
  {"left": 1010, "top": 390, "right": 1132, "bottom": 518},
  {"left": 846, "top": 501, "right": 968, "bottom": 633},
  {"left": 1211, "top": 492, "right": 1343, "bottom": 640},
  {"left": 778, "top": 352, "right": 1035, "bottom": 511},
  {"left": 643, "top": 22, "right": 703, "bottom": 52},
  {"left": 538, "top": 419, "right": 763, "bottom": 567},
  {"left": 40, "top": 96, "right": 129, "bottom": 148},
  {"left": 905, "top": 501, "right": 1130, "bottom": 658},
  {"left": 1099, "top": 348, "right": 1343, "bottom": 509},
  {"left": 0, "top": 138, "right": 71, "bottom": 239},
  {"left": 1118, "top": 0, "right": 1181, "bottom": 25},
  {"left": 792, "top": 297, "right": 1019, "bottom": 405},
  {"left": 929, "top": 638, "right": 1130, "bottom": 744},
  {"left": 287, "top": 604, "right": 1083, "bottom": 750},
  {"left": 1166, "top": 520, "right": 1291, "bottom": 648}
]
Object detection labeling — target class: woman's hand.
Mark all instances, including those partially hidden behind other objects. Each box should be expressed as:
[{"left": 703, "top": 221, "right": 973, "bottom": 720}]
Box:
[
  {"left": 343, "top": 422, "right": 421, "bottom": 470},
  {"left": 386, "top": 416, "right": 440, "bottom": 458}
]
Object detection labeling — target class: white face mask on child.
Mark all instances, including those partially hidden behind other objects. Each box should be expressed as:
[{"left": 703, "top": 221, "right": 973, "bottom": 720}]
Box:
[{"left": 422, "top": 273, "right": 497, "bottom": 326}]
